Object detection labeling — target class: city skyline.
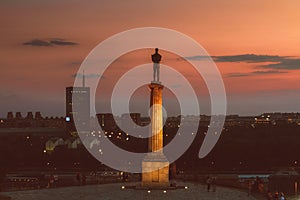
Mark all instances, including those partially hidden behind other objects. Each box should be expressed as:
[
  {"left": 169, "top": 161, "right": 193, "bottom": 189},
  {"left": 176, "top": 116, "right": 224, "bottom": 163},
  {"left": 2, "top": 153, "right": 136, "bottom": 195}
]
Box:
[{"left": 1, "top": 0, "right": 300, "bottom": 117}]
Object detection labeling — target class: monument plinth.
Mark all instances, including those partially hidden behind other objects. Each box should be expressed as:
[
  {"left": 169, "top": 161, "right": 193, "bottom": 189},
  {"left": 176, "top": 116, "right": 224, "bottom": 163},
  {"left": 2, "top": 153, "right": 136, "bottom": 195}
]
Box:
[{"left": 141, "top": 49, "right": 169, "bottom": 188}]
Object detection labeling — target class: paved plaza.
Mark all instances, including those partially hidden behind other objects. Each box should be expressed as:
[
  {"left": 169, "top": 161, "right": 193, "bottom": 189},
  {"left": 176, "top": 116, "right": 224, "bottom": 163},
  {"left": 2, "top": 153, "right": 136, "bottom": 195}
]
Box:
[{"left": 2, "top": 182, "right": 260, "bottom": 200}]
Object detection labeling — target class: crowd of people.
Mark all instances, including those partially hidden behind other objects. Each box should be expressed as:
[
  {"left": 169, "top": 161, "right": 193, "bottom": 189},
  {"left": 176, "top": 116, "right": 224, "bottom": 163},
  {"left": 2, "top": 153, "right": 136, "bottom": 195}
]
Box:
[
  {"left": 267, "top": 191, "right": 286, "bottom": 200},
  {"left": 249, "top": 176, "right": 286, "bottom": 200}
]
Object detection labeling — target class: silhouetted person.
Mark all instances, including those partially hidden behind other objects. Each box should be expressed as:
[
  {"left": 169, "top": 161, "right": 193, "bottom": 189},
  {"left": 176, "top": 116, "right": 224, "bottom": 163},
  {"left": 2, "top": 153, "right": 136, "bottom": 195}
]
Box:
[
  {"left": 267, "top": 190, "right": 273, "bottom": 200},
  {"left": 273, "top": 191, "right": 279, "bottom": 200},
  {"left": 279, "top": 192, "right": 285, "bottom": 200},
  {"left": 82, "top": 173, "right": 86, "bottom": 185},
  {"left": 253, "top": 176, "right": 264, "bottom": 193},
  {"left": 76, "top": 172, "right": 81, "bottom": 185},
  {"left": 151, "top": 48, "right": 162, "bottom": 82},
  {"left": 49, "top": 174, "right": 55, "bottom": 188},
  {"left": 206, "top": 176, "right": 212, "bottom": 192},
  {"left": 211, "top": 177, "right": 217, "bottom": 192}
]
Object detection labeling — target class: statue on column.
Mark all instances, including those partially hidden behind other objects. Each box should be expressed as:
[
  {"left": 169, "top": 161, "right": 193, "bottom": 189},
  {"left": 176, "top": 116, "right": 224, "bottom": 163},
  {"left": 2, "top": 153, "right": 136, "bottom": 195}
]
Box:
[{"left": 151, "top": 48, "right": 162, "bottom": 82}]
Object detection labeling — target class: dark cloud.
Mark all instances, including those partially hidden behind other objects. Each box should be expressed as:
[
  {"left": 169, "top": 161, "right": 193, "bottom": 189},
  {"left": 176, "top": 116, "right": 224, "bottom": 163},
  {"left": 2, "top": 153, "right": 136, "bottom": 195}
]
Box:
[
  {"left": 185, "top": 54, "right": 300, "bottom": 70},
  {"left": 23, "top": 38, "right": 78, "bottom": 46},
  {"left": 183, "top": 55, "right": 211, "bottom": 61},
  {"left": 227, "top": 70, "right": 287, "bottom": 78},
  {"left": 72, "top": 73, "right": 105, "bottom": 79},
  {"left": 184, "top": 54, "right": 287, "bottom": 63},
  {"left": 23, "top": 39, "right": 51, "bottom": 46},
  {"left": 213, "top": 54, "right": 286, "bottom": 63},
  {"left": 226, "top": 73, "right": 250, "bottom": 78},
  {"left": 70, "top": 61, "right": 82, "bottom": 66},
  {"left": 252, "top": 70, "right": 287, "bottom": 74},
  {"left": 258, "top": 58, "right": 300, "bottom": 70},
  {"left": 50, "top": 39, "right": 77, "bottom": 46},
  {"left": 213, "top": 54, "right": 300, "bottom": 70}
]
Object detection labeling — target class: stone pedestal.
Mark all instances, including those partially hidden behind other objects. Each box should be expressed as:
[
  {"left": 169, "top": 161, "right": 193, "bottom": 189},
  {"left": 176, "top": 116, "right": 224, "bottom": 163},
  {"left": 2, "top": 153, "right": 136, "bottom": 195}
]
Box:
[
  {"left": 142, "top": 153, "right": 169, "bottom": 187},
  {"left": 142, "top": 82, "right": 169, "bottom": 187}
]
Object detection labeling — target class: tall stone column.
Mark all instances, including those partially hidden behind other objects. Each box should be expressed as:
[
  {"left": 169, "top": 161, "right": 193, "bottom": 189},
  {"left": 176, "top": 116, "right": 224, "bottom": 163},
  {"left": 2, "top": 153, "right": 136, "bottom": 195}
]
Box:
[
  {"left": 149, "top": 83, "right": 164, "bottom": 153},
  {"left": 142, "top": 82, "right": 169, "bottom": 188}
]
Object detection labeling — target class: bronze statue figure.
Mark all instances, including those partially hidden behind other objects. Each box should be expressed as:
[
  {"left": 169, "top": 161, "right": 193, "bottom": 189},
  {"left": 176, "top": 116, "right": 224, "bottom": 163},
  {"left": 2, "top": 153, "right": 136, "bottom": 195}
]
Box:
[{"left": 151, "top": 48, "right": 162, "bottom": 82}]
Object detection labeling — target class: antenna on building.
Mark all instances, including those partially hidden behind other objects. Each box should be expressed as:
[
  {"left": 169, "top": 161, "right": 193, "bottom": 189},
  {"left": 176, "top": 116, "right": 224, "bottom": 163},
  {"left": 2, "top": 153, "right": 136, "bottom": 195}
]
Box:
[{"left": 82, "top": 70, "right": 85, "bottom": 87}]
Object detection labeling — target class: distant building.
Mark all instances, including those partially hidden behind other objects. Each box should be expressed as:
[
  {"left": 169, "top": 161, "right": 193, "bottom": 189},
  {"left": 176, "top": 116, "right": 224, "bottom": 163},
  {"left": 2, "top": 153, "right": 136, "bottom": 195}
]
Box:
[
  {"left": 26, "top": 112, "right": 33, "bottom": 119},
  {"left": 66, "top": 72, "right": 90, "bottom": 134},
  {"left": 66, "top": 86, "right": 90, "bottom": 120},
  {"left": 121, "top": 113, "right": 141, "bottom": 129},
  {"left": 15, "top": 112, "right": 22, "bottom": 119},
  {"left": 35, "top": 112, "right": 42, "bottom": 120},
  {"left": 7, "top": 112, "right": 13, "bottom": 119},
  {"left": 96, "top": 113, "right": 116, "bottom": 130}
]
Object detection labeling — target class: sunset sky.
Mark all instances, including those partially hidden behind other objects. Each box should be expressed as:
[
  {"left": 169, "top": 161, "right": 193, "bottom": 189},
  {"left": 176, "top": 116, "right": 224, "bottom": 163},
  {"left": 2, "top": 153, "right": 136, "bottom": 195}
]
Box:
[{"left": 1, "top": 0, "right": 300, "bottom": 117}]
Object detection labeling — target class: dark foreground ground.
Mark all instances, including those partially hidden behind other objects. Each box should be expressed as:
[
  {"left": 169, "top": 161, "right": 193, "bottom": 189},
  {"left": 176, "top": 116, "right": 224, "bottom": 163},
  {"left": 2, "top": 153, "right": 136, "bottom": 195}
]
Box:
[{"left": 2, "top": 182, "right": 258, "bottom": 200}]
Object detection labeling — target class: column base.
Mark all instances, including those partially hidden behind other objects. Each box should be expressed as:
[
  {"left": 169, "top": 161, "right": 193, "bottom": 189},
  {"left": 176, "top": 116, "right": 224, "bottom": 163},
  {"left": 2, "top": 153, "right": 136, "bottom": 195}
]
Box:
[{"left": 142, "top": 152, "right": 169, "bottom": 187}]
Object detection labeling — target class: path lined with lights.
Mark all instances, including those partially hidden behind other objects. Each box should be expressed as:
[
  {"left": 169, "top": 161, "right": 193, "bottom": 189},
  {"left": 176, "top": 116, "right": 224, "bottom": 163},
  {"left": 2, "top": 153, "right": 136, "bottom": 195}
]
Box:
[{"left": 3, "top": 182, "right": 258, "bottom": 200}]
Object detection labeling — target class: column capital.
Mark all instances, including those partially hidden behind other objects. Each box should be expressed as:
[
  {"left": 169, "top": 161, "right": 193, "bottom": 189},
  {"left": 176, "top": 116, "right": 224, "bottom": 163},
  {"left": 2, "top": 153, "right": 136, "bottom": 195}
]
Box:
[{"left": 149, "top": 82, "right": 164, "bottom": 90}]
